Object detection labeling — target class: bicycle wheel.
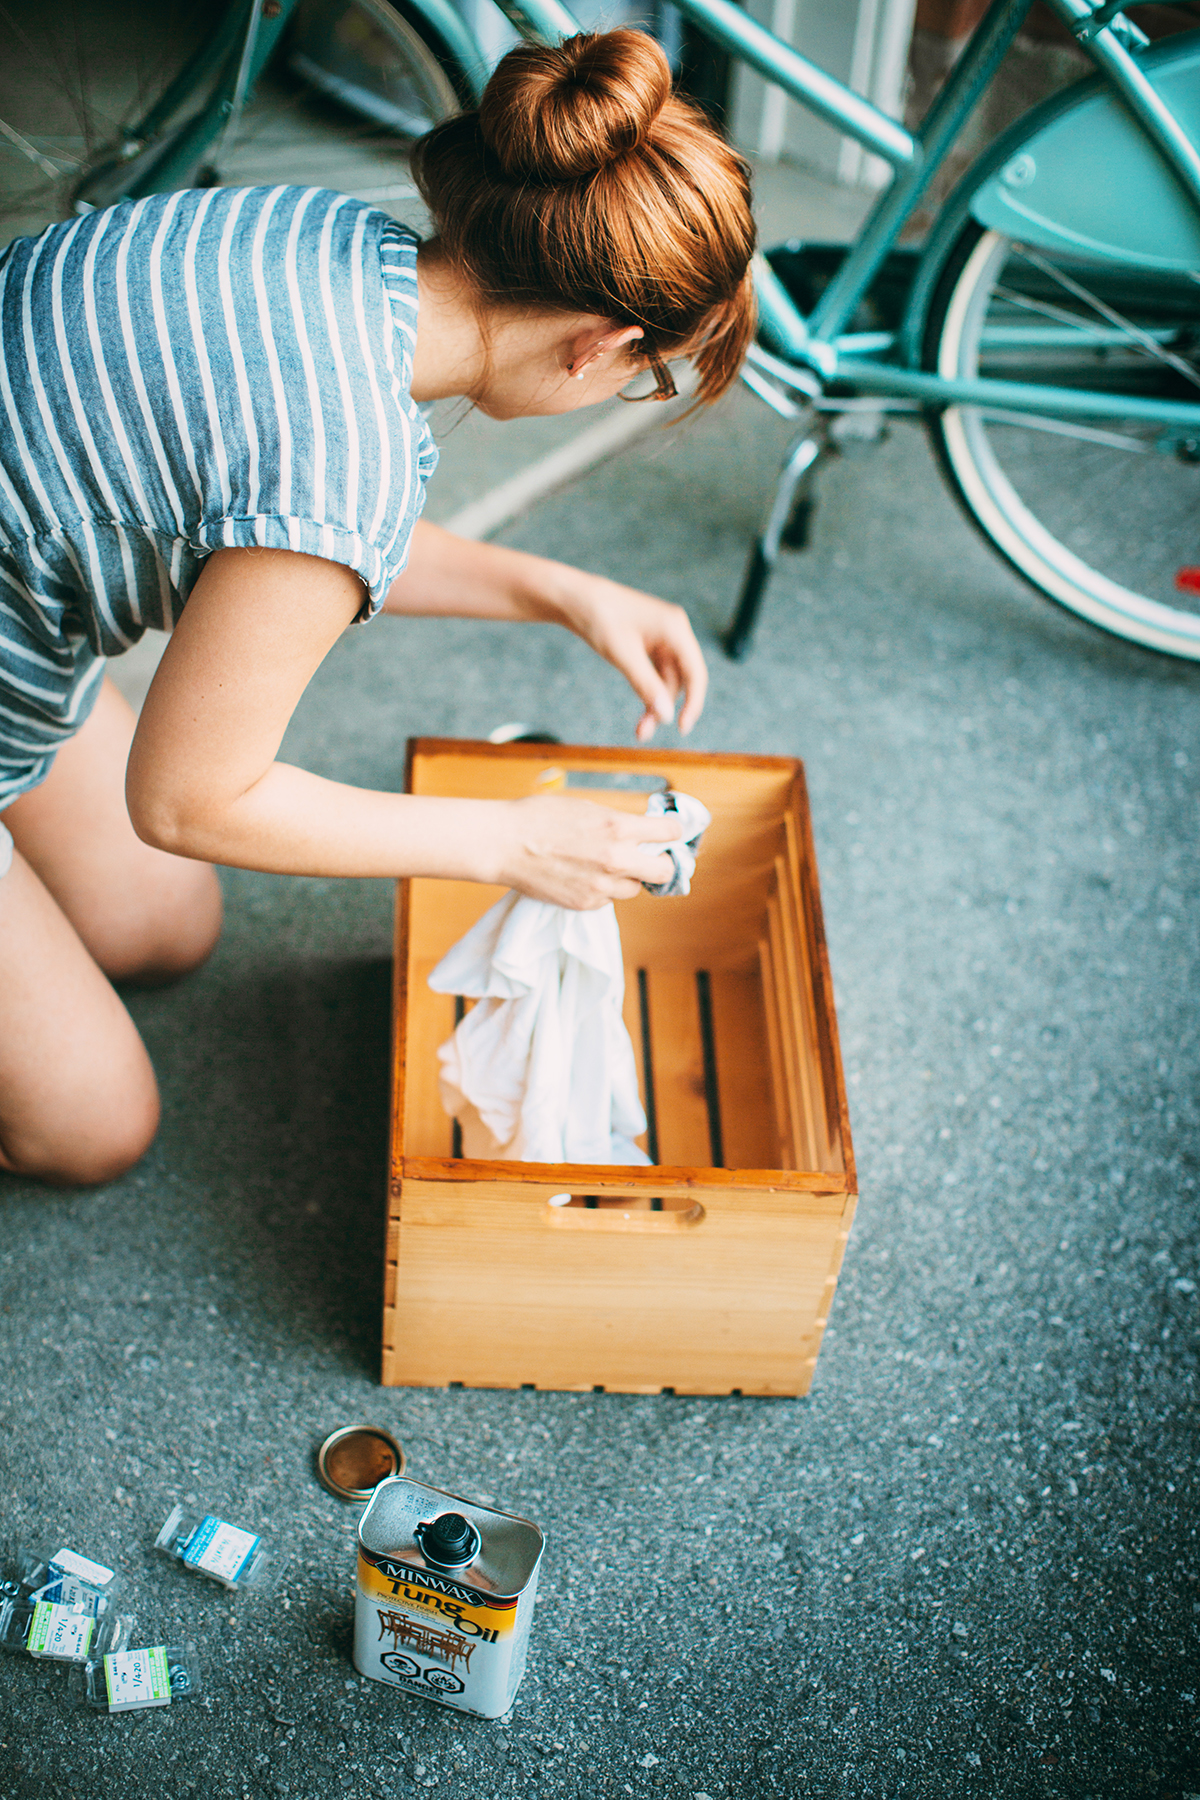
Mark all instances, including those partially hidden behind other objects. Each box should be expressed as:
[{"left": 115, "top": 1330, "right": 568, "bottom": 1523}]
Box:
[
  {"left": 287, "top": 0, "right": 468, "bottom": 141},
  {"left": 219, "top": 0, "right": 471, "bottom": 208},
  {"left": 0, "top": 0, "right": 467, "bottom": 245},
  {"left": 0, "top": 0, "right": 212, "bottom": 239},
  {"left": 923, "top": 220, "right": 1200, "bottom": 658}
]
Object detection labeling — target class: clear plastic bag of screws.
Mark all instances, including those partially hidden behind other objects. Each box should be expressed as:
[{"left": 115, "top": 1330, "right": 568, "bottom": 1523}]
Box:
[
  {"left": 72, "top": 1642, "right": 203, "bottom": 1713},
  {"left": 0, "top": 1540, "right": 125, "bottom": 1663},
  {"left": 0, "top": 1590, "right": 133, "bottom": 1663},
  {"left": 154, "top": 1503, "right": 279, "bottom": 1592}
]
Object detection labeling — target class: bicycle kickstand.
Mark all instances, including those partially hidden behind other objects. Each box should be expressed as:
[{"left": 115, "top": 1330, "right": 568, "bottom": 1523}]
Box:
[{"left": 724, "top": 417, "right": 826, "bottom": 661}]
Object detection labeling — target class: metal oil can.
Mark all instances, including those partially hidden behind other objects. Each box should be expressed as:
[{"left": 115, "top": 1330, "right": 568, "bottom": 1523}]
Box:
[{"left": 354, "top": 1476, "right": 544, "bottom": 1719}]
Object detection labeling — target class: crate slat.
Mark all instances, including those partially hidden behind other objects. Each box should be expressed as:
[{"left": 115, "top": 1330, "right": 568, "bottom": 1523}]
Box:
[
  {"left": 771, "top": 856, "right": 826, "bottom": 1170},
  {"left": 784, "top": 805, "right": 847, "bottom": 1172},
  {"left": 405, "top": 970, "right": 457, "bottom": 1160},
  {"left": 756, "top": 934, "right": 793, "bottom": 1170},
  {"left": 708, "top": 968, "right": 779, "bottom": 1170},
  {"left": 767, "top": 888, "right": 818, "bottom": 1167},
  {"left": 621, "top": 969, "right": 651, "bottom": 1159},
  {"left": 780, "top": 819, "right": 836, "bottom": 1169},
  {"left": 641, "top": 966, "right": 712, "bottom": 1168}
]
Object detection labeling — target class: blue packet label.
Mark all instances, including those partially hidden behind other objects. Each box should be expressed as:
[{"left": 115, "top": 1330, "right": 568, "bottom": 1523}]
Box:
[{"left": 181, "top": 1517, "right": 260, "bottom": 1586}]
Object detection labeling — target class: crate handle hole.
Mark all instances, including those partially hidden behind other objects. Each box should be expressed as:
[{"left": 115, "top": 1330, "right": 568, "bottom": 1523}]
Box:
[
  {"left": 554, "top": 770, "right": 670, "bottom": 793},
  {"left": 547, "top": 1195, "right": 706, "bottom": 1228}
]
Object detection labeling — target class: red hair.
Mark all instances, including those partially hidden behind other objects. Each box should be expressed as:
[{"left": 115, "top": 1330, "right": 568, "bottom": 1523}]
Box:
[{"left": 411, "top": 30, "right": 756, "bottom": 403}]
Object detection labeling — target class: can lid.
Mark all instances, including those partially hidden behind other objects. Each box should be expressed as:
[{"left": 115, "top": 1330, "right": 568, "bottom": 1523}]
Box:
[{"left": 316, "top": 1426, "right": 406, "bottom": 1502}]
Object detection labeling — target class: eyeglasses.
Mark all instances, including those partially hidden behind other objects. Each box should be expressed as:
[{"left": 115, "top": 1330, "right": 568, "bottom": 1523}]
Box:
[{"left": 619, "top": 346, "right": 678, "bottom": 404}]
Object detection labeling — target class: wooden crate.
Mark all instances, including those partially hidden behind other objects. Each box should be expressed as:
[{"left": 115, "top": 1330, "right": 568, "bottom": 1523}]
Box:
[{"left": 384, "top": 739, "right": 856, "bottom": 1398}]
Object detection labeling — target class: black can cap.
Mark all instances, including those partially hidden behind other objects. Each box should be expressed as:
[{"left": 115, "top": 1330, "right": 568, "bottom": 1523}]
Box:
[{"left": 416, "top": 1512, "right": 481, "bottom": 1568}]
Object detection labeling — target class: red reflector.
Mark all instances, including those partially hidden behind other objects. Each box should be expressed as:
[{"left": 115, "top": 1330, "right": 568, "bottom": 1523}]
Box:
[{"left": 1176, "top": 567, "right": 1200, "bottom": 593}]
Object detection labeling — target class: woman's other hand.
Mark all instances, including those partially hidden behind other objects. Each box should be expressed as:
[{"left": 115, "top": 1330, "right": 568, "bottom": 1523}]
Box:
[
  {"left": 496, "top": 793, "right": 682, "bottom": 908},
  {"left": 384, "top": 525, "right": 708, "bottom": 741},
  {"left": 553, "top": 571, "right": 708, "bottom": 741}
]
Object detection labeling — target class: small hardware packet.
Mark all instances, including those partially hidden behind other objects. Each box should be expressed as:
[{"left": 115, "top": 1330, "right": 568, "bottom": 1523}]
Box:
[
  {"left": 155, "top": 1504, "right": 276, "bottom": 1591},
  {"left": 0, "top": 1543, "right": 124, "bottom": 1660},
  {"left": 77, "top": 1643, "right": 202, "bottom": 1713},
  {"left": 43, "top": 1546, "right": 118, "bottom": 1608},
  {"left": 2, "top": 1597, "right": 130, "bottom": 1663},
  {"left": 4, "top": 1542, "right": 121, "bottom": 1612}
]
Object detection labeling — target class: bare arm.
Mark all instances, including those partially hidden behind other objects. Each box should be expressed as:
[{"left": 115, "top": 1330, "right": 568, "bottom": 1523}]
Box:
[
  {"left": 125, "top": 547, "right": 680, "bottom": 906},
  {"left": 385, "top": 520, "right": 708, "bottom": 740}
]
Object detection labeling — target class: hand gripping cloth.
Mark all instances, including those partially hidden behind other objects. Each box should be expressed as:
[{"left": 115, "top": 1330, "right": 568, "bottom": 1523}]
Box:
[{"left": 428, "top": 791, "right": 711, "bottom": 1164}]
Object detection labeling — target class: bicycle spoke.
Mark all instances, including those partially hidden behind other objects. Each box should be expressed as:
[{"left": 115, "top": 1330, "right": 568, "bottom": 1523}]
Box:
[
  {"left": 1012, "top": 242, "right": 1200, "bottom": 394},
  {"left": 0, "top": 117, "right": 65, "bottom": 175},
  {"left": 0, "top": 0, "right": 78, "bottom": 92},
  {"left": 977, "top": 409, "right": 1151, "bottom": 452},
  {"left": 221, "top": 77, "right": 423, "bottom": 191},
  {"left": 992, "top": 283, "right": 1140, "bottom": 344}
]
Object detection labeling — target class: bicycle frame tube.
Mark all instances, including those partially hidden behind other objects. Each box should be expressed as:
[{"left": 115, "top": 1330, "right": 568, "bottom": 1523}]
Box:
[
  {"left": 661, "top": 0, "right": 1200, "bottom": 432},
  {"left": 828, "top": 360, "right": 1200, "bottom": 428},
  {"left": 490, "top": 0, "right": 584, "bottom": 44},
  {"left": 98, "top": 0, "right": 1199, "bottom": 436},
  {"left": 834, "top": 2, "right": 1200, "bottom": 428},
  {"left": 117, "top": 0, "right": 303, "bottom": 196},
  {"left": 642, "top": 0, "right": 1036, "bottom": 365},
  {"left": 512, "top": 0, "right": 918, "bottom": 162},
  {"left": 408, "top": 0, "right": 495, "bottom": 88},
  {"left": 804, "top": 0, "right": 1032, "bottom": 349},
  {"left": 662, "top": 0, "right": 918, "bottom": 168}
]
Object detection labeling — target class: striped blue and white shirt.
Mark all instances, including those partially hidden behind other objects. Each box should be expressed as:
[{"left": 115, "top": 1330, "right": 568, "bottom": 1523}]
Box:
[{"left": 0, "top": 185, "right": 437, "bottom": 808}]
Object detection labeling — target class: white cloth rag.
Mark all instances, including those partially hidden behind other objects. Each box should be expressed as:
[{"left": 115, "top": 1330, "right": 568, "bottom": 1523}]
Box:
[
  {"left": 429, "top": 789, "right": 711, "bottom": 1165},
  {"left": 641, "top": 790, "right": 711, "bottom": 897}
]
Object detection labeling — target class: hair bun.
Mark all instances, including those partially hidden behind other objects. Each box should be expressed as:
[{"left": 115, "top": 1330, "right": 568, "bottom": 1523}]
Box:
[{"left": 479, "top": 30, "right": 671, "bottom": 182}]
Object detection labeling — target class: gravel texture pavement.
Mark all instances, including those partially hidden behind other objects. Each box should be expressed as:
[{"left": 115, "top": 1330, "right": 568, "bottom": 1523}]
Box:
[{"left": 2, "top": 384, "right": 1199, "bottom": 1799}]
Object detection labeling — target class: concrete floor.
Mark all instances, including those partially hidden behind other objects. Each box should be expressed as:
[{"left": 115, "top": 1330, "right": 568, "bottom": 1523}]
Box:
[{"left": 2, "top": 10, "right": 1200, "bottom": 1800}]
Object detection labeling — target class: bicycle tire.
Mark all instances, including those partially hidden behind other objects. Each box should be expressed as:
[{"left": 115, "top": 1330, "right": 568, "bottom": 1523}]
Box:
[
  {"left": 0, "top": 1, "right": 202, "bottom": 237},
  {"left": 286, "top": 0, "right": 471, "bottom": 141},
  {"left": 922, "top": 219, "right": 1200, "bottom": 659},
  {"left": 0, "top": 0, "right": 467, "bottom": 244}
]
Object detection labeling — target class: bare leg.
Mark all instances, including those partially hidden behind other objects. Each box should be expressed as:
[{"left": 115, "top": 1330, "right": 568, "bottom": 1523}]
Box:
[
  {"left": 4, "top": 678, "right": 222, "bottom": 983},
  {"left": 0, "top": 852, "right": 162, "bottom": 1183},
  {"left": 0, "top": 679, "right": 223, "bottom": 1183}
]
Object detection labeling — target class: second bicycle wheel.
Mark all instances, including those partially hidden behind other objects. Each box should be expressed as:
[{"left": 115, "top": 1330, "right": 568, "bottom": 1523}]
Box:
[
  {"left": 923, "top": 220, "right": 1200, "bottom": 658},
  {"left": 0, "top": 0, "right": 470, "bottom": 247},
  {"left": 287, "top": 0, "right": 472, "bottom": 143}
]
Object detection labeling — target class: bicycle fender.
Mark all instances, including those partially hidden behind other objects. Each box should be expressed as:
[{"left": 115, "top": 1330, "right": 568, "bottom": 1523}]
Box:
[
  {"left": 969, "top": 31, "right": 1200, "bottom": 270},
  {"left": 899, "top": 30, "right": 1200, "bottom": 365}
]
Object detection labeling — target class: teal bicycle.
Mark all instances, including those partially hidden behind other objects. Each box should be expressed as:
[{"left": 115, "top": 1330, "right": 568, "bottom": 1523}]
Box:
[{"left": 2, "top": 0, "right": 1198, "bottom": 657}]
